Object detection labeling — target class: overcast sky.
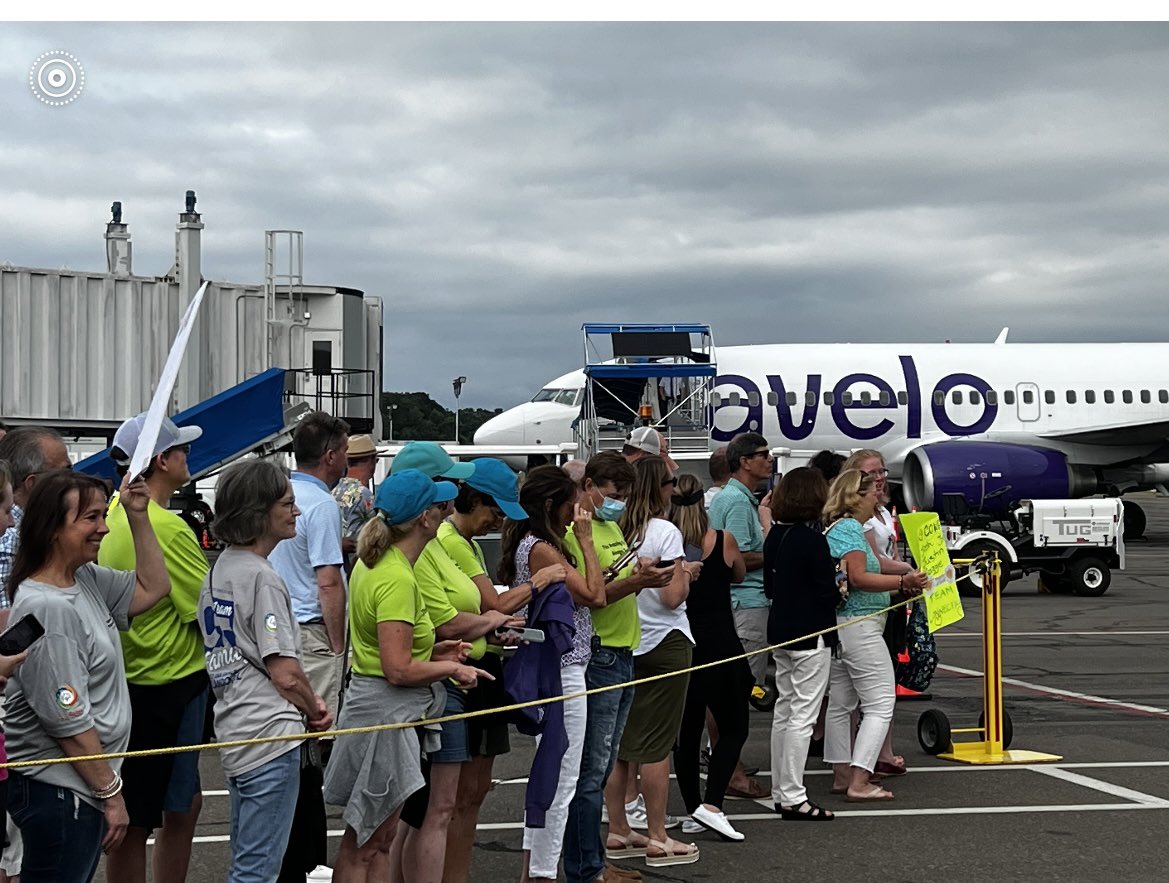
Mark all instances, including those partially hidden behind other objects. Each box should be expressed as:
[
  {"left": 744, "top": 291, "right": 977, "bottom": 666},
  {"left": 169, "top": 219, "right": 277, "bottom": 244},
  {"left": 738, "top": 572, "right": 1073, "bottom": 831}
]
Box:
[{"left": 3, "top": 22, "right": 1169, "bottom": 409}]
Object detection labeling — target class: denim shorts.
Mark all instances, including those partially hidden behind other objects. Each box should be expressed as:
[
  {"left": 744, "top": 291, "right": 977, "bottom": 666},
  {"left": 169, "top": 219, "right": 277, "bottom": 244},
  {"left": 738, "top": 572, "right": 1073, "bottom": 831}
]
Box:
[{"left": 430, "top": 683, "right": 471, "bottom": 764}]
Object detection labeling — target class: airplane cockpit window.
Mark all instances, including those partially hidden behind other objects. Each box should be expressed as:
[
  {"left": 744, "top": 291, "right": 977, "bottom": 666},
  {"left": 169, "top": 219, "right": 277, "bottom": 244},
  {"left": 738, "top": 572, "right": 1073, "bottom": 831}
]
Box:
[
  {"left": 1044, "top": 390, "right": 1055, "bottom": 405},
  {"left": 554, "top": 388, "right": 580, "bottom": 406},
  {"left": 1104, "top": 390, "right": 1115, "bottom": 404},
  {"left": 1003, "top": 390, "right": 1016, "bottom": 405},
  {"left": 532, "top": 388, "right": 558, "bottom": 402},
  {"left": 1085, "top": 390, "right": 1096, "bottom": 404},
  {"left": 1141, "top": 390, "right": 1151, "bottom": 404},
  {"left": 1067, "top": 390, "right": 1077, "bottom": 404},
  {"left": 1122, "top": 390, "right": 1134, "bottom": 404}
]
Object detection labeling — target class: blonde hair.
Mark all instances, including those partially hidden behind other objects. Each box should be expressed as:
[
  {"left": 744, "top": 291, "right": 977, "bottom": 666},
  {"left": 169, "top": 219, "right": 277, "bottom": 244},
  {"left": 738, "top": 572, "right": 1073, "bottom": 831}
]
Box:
[
  {"left": 823, "top": 468, "right": 875, "bottom": 523},
  {"left": 620, "top": 456, "right": 672, "bottom": 549},
  {"left": 842, "top": 449, "right": 884, "bottom": 473},
  {"left": 356, "top": 512, "right": 422, "bottom": 568},
  {"left": 669, "top": 474, "right": 708, "bottom": 548}
]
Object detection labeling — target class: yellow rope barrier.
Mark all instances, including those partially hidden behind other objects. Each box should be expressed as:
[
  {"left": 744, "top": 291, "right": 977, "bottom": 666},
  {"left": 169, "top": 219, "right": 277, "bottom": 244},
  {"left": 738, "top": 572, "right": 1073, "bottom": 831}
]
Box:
[{"left": 2, "top": 581, "right": 961, "bottom": 771}]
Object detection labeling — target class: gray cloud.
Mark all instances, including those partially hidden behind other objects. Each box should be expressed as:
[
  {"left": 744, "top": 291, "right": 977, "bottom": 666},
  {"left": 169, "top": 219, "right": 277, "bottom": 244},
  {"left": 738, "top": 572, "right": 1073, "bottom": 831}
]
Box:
[{"left": 3, "top": 22, "right": 1169, "bottom": 410}]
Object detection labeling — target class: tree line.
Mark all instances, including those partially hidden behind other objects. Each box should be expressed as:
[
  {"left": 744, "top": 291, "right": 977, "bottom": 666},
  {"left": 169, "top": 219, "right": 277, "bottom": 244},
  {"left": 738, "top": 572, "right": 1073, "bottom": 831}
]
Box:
[{"left": 380, "top": 392, "right": 503, "bottom": 445}]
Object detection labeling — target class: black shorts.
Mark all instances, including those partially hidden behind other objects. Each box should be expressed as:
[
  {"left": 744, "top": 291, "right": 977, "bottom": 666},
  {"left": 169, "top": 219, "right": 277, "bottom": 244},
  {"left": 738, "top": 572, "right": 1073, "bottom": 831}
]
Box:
[
  {"left": 399, "top": 729, "right": 433, "bottom": 830},
  {"left": 465, "top": 652, "right": 511, "bottom": 758},
  {"left": 122, "top": 670, "right": 210, "bottom": 831}
]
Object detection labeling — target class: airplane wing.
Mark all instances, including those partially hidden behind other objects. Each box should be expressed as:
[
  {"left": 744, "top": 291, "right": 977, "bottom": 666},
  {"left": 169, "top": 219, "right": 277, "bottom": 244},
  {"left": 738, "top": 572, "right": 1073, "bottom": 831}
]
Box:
[{"left": 1039, "top": 419, "right": 1169, "bottom": 446}]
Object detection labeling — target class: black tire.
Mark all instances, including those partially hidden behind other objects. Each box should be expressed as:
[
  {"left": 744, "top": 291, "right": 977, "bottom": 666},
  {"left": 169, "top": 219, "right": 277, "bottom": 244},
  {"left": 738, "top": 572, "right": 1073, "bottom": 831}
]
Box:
[
  {"left": 749, "top": 683, "right": 777, "bottom": 713},
  {"left": 917, "top": 708, "right": 952, "bottom": 755},
  {"left": 1122, "top": 500, "right": 1147, "bottom": 540},
  {"left": 978, "top": 709, "right": 1014, "bottom": 749},
  {"left": 1070, "top": 556, "right": 1111, "bottom": 597},
  {"left": 957, "top": 541, "right": 1012, "bottom": 598}
]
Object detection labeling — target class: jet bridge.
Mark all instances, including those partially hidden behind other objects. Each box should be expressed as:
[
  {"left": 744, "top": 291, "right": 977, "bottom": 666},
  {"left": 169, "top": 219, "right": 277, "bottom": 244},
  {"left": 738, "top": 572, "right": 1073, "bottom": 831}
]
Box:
[{"left": 576, "top": 323, "right": 717, "bottom": 461}]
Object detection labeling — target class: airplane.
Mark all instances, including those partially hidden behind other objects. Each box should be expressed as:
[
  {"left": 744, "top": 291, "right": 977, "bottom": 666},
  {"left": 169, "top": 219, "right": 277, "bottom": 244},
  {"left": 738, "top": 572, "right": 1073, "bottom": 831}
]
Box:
[{"left": 473, "top": 330, "right": 1169, "bottom": 538}]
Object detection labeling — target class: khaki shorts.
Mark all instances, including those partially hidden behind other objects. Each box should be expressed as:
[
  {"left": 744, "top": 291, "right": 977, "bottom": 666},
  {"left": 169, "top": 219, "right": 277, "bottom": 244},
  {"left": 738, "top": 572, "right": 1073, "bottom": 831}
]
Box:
[{"left": 300, "top": 622, "right": 347, "bottom": 724}]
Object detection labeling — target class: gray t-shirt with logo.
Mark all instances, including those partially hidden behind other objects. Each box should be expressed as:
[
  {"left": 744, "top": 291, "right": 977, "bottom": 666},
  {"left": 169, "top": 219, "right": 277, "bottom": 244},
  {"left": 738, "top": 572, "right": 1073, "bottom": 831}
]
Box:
[
  {"left": 3, "top": 564, "right": 135, "bottom": 809},
  {"left": 199, "top": 548, "right": 304, "bottom": 778}
]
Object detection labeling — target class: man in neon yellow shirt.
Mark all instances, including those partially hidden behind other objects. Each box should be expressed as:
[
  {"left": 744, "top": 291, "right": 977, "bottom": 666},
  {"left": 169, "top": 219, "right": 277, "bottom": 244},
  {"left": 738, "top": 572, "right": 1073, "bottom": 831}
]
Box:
[{"left": 99, "top": 413, "right": 209, "bottom": 883}]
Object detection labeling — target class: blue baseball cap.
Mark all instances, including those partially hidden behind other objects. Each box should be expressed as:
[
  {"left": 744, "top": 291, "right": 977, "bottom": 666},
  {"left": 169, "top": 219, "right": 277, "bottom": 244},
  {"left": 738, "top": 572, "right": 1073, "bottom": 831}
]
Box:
[
  {"left": 465, "top": 458, "right": 527, "bottom": 521},
  {"left": 374, "top": 469, "right": 458, "bottom": 525},
  {"left": 389, "top": 441, "right": 475, "bottom": 480}
]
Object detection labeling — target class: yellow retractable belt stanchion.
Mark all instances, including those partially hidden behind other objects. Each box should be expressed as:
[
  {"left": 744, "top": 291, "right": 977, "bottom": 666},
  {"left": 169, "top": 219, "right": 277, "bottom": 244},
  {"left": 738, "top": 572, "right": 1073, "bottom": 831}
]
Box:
[{"left": 922, "top": 552, "right": 1062, "bottom": 765}]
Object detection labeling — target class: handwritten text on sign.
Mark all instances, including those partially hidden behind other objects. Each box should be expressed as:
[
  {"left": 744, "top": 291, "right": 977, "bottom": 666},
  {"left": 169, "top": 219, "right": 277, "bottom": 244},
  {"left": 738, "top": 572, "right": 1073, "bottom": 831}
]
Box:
[{"left": 898, "top": 512, "right": 964, "bottom": 633}]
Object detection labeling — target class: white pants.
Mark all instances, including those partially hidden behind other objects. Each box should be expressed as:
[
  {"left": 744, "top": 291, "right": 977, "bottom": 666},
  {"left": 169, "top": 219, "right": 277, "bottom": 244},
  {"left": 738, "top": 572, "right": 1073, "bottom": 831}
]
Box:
[
  {"left": 732, "top": 606, "right": 770, "bottom": 687},
  {"left": 770, "top": 639, "right": 832, "bottom": 806},
  {"left": 524, "top": 663, "right": 587, "bottom": 879},
  {"left": 824, "top": 615, "right": 894, "bottom": 773}
]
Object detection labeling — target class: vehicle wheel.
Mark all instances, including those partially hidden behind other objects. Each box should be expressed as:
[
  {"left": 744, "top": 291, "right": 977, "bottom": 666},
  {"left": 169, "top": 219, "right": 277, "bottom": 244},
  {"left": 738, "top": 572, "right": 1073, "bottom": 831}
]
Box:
[
  {"left": 1122, "top": 500, "right": 1146, "bottom": 540},
  {"left": 917, "top": 708, "right": 952, "bottom": 755},
  {"left": 957, "top": 541, "right": 1012, "bottom": 598},
  {"left": 749, "top": 683, "right": 777, "bottom": 712},
  {"left": 978, "top": 709, "right": 1014, "bottom": 749},
  {"left": 1070, "top": 556, "right": 1111, "bottom": 597}
]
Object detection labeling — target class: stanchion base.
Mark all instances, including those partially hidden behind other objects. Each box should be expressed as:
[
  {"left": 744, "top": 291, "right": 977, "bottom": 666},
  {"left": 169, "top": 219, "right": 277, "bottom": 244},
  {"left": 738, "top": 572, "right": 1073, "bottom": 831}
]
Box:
[{"left": 937, "top": 743, "right": 1063, "bottom": 765}]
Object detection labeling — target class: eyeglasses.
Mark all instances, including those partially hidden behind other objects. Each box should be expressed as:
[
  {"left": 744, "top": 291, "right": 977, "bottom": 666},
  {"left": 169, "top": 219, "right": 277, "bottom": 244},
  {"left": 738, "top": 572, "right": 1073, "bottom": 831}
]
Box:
[
  {"left": 744, "top": 450, "right": 772, "bottom": 460},
  {"left": 661, "top": 477, "right": 679, "bottom": 488},
  {"left": 864, "top": 468, "right": 890, "bottom": 478},
  {"left": 277, "top": 497, "right": 297, "bottom": 511}
]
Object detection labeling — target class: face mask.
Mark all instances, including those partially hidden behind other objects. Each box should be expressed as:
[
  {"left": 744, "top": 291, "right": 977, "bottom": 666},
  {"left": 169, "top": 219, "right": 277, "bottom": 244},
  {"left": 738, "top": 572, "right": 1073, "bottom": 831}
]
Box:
[{"left": 595, "top": 496, "right": 626, "bottom": 522}]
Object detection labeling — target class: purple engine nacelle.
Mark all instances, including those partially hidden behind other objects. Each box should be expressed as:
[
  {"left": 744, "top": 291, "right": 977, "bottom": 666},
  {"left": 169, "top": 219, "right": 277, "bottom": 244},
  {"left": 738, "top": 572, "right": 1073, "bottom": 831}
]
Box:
[{"left": 901, "top": 441, "right": 1098, "bottom": 515}]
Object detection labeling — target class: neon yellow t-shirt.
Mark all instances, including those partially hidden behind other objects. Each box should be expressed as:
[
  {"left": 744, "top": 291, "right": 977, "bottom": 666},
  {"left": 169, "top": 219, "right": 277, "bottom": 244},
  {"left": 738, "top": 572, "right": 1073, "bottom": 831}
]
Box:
[
  {"left": 437, "top": 521, "right": 487, "bottom": 579},
  {"left": 98, "top": 499, "right": 208, "bottom": 685},
  {"left": 564, "top": 518, "right": 639, "bottom": 651},
  {"left": 415, "top": 537, "right": 486, "bottom": 660},
  {"left": 349, "top": 546, "right": 435, "bottom": 676}
]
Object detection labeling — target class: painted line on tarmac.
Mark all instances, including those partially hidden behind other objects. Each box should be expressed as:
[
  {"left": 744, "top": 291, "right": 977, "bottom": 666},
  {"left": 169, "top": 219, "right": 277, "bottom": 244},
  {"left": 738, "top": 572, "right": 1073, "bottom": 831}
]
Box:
[
  {"left": 937, "top": 663, "right": 1169, "bottom": 720},
  {"left": 1029, "top": 766, "right": 1169, "bottom": 806},
  {"left": 941, "top": 630, "right": 1169, "bottom": 637}
]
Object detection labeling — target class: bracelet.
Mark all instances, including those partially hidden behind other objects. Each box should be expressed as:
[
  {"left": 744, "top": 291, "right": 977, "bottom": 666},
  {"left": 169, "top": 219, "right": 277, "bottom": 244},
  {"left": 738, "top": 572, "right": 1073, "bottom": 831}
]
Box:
[{"left": 94, "top": 772, "right": 123, "bottom": 800}]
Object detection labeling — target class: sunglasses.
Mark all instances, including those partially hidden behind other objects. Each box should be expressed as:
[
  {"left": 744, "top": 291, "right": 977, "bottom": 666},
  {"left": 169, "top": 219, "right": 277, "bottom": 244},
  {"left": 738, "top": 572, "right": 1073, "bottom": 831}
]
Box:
[
  {"left": 743, "top": 450, "right": 772, "bottom": 460},
  {"left": 661, "top": 476, "right": 679, "bottom": 488}
]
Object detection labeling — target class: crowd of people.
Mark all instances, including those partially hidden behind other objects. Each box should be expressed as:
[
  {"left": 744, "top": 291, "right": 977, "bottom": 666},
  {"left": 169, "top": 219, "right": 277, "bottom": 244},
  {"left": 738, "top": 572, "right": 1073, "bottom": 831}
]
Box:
[{"left": 0, "top": 414, "right": 932, "bottom": 883}]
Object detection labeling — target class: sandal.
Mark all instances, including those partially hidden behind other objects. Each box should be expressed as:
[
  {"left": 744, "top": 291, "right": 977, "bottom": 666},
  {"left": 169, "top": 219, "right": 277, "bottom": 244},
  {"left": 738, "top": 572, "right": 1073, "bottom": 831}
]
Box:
[
  {"left": 605, "top": 831, "right": 649, "bottom": 859},
  {"left": 845, "top": 785, "right": 894, "bottom": 802},
  {"left": 724, "top": 779, "right": 769, "bottom": 800},
  {"left": 778, "top": 800, "right": 835, "bottom": 821},
  {"left": 645, "top": 837, "right": 700, "bottom": 867},
  {"left": 875, "top": 760, "right": 908, "bottom": 777}
]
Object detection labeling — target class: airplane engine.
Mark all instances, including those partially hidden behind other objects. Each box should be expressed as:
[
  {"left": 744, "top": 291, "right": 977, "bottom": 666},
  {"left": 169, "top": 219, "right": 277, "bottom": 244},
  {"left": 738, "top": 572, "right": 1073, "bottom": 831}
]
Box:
[{"left": 901, "top": 441, "right": 1098, "bottom": 515}]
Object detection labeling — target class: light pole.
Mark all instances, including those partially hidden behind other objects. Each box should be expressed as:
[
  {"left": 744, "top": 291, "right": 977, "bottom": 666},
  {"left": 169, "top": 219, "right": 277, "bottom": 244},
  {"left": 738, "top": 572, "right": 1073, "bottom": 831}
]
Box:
[
  {"left": 387, "top": 403, "right": 398, "bottom": 441},
  {"left": 453, "top": 376, "right": 467, "bottom": 443}
]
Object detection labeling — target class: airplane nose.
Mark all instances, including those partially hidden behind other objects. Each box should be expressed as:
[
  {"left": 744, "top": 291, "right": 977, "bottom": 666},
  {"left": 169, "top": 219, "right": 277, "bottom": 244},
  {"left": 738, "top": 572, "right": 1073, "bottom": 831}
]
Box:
[{"left": 473, "top": 414, "right": 525, "bottom": 446}]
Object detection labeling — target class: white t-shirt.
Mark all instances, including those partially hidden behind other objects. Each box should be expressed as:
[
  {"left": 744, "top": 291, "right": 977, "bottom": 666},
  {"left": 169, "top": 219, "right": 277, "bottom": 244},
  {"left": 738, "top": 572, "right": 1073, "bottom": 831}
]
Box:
[
  {"left": 703, "top": 485, "right": 724, "bottom": 509},
  {"left": 864, "top": 505, "right": 897, "bottom": 560},
  {"left": 630, "top": 517, "right": 694, "bottom": 656}
]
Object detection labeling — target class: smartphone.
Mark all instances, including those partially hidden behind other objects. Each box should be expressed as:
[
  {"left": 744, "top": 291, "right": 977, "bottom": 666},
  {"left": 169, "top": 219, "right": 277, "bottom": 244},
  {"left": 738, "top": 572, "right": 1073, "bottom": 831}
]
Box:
[
  {"left": 603, "top": 547, "right": 639, "bottom": 583},
  {"left": 656, "top": 558, "right": 678, "bottom": 567},
  {"left": 494, "top": 627, "right": 546, "bottom": 644},
  {"left": 0, "top": 613, "right": 45, "bottom": 656}
]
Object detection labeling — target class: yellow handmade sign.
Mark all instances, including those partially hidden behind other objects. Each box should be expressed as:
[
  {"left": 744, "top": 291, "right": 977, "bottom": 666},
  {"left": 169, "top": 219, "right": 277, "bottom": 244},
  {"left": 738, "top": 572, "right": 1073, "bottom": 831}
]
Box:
[{"left": 897, "top": 511, "right": 964, "bottom": 632}]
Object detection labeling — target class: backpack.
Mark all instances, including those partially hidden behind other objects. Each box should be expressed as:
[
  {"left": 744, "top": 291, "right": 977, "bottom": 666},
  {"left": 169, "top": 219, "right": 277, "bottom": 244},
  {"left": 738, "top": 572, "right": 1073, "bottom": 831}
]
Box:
[{"left": 896, "top": 601, "right": 938, "bottom": 691}]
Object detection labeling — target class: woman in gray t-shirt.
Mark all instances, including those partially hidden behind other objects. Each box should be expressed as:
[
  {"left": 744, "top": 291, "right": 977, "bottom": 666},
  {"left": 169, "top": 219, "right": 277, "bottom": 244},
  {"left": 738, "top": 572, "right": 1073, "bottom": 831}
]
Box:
[
  {"left": 4, "top": 470, "right": 171, "bottom": 882},
  {"left": 198, "top": 459, "right": 332, "bottom": 883}
]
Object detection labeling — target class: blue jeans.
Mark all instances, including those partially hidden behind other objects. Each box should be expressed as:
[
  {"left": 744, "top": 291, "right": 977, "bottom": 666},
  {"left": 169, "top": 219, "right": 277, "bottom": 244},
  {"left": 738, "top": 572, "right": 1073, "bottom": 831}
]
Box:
[
  {"left": 7, "top": 772, "right": 105, "bottom": 882},
  {"left": 227, "top": 747, "right": 301, "bottom": 883},
  {"left": 563, "top": 647, "right": 635, "bottom": 883}
]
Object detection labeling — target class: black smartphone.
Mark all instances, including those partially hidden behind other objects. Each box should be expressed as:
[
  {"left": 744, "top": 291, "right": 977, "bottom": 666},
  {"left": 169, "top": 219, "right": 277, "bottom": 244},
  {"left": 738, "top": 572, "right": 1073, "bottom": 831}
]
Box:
[
  {"left": 656, "top": 558, "right": 678, "bottom": 567},
  {"left": 0, "top": 613, "right": 45, "bottom": 656}
]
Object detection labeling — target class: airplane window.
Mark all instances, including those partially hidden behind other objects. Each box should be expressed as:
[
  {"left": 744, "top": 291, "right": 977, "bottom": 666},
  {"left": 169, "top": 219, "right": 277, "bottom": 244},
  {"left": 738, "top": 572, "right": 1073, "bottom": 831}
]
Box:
[
  {"left": 897, "top": 391, "right": 908, "bottom": 405},
  {"left": 1104, "top": 390, "right": 1115, "bottom": 404},
  {"left": 969, "top": 391, "right": 981, "bottom": 405},
  {"left": 1085, "top": 390, "right": 1096, "bottom": 404},
  {"left": 880, "top": 391, "right": 891, "bottom": 406},
  {"left": 1123, "top": 390, "right": 1133, "bottom": 404},
  {"left": 766, "top": 391, "right": 778, "bottom": 406},
  {"left": 1141, "top": 389, "right": 1151, "bottom": 404},
  {"left": 729, "top": 392, "right": 742, "bottom": 406},
  {"left": 986, "top": 391, "right": 998, "bottom": 405},
  {"left": 860, "top": 391, "right": 872, "bottom": 405},
  {"left": 932, "top": 391, "right": 943, "bottom": 406},
  {"left": 1160, "top": 390, "right": 1168, "bottom": 404},
  {"left": 531, "top": 388, "right": 558, "bottom": 403},
  {"left": 554, "top": 388, "right": 579, "bottom": 406},
  {"left": 785, "top": 391, "right": 796, "bottom": 406},
  {"left": 1003, "top": 390, "right": 1015, "bottom": 405},
  {"left": 805, "top": 391, "right": 817, "bottom": 407},
  {"left": 748, "top": 391, "right": 760, "bottom": 407},
  {"left": 1067, "top": 390, "right": 1077, "bottom": 404},
  {"left": 1044, "top": 390, "right": 1055, "bottom": 405},
  {"left": 823, "top": 391, "right": 835, "bottom": 406},
  {"left": 711, "top": 393, "right": 722, "bottom": 407},
  {"left": 952, "top": 390, "right": 963, "bottom": 405},
  {"left": 1022, "top": 390, "right": 1034, "bottom": 404},
  {"left": 841, "top": 392, "right": 853, "bottom": 406}
]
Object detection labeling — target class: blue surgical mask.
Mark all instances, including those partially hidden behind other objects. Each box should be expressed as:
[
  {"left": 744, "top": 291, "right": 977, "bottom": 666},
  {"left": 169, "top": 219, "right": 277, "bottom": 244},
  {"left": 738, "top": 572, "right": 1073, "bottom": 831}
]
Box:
[{"left": 595, "top": 496, "right": 626, "bottom": 522}]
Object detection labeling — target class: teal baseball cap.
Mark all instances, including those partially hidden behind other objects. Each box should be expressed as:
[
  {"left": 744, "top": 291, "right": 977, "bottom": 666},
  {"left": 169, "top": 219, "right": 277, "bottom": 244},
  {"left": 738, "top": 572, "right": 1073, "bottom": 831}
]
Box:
[
  {"left": 465, "top": 458, "right": 527, "bottom": 520},
  {"left": 374, "top": 469, "right": 458, "bottom": 525},
  {"left": 389, "top": 441, "right": 475, "bottom": 480}
]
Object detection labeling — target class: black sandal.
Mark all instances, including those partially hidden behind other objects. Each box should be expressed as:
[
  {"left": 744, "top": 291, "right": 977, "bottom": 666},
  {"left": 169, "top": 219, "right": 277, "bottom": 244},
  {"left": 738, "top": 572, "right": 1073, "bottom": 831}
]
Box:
[{"left": 777, "top": 800, "right": 835, "bottom": 821}]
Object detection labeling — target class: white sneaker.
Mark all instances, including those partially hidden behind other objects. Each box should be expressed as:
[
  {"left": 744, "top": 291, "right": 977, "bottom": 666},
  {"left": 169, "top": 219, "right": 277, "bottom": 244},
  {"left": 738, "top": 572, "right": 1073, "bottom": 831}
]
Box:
[
  {"left": 681, "top": 818, "right": 704, "bottom": 835},
  {"left": 306, "top": 866, "right": 334, "bottom": 882},
  {"left": 625, "top": 793, "right": 679, "bottom": 830},
  {"left": 690, "top": 805, "right": 744, "bottom": 842}
]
